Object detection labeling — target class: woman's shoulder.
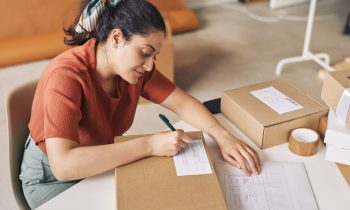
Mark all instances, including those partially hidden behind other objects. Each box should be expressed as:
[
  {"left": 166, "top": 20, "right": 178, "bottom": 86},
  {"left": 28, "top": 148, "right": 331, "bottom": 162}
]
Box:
[
  {"left": 38, "top": 40, "right": 97, "bottom": 87},
  {"left": 48, "top": 39, "right": 97, "bottom": 74}
]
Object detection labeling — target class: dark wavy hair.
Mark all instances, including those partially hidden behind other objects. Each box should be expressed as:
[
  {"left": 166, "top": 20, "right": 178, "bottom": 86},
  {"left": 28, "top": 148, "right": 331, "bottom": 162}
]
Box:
[{"left": 64, "top": 0, "right": 166, "bottom": 46}]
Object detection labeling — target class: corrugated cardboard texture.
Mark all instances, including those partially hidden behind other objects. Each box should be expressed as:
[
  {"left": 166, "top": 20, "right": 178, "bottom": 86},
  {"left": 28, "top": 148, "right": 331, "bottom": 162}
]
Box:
[
  {"left": 114, "top": 132, "right": 227, "bottom": 210},
  {"left": 222, "top": 79, "right": 328, "bottom": 149},
  {"left": 318, "top": 112, "right": 350, "bottom": 186},
  {"left": 221, "top": 92, "right": 265, "bottom": 146},
  {"left": 336, "top": 163, "right": 350, "bottom": 186},
  {"left": 318, "top": 116, "right": 328, "bottom": 140},
  {"left": 263, "top": 112, "right": 326, "bottom": 149},
  {"left": 321, "top": 70, "right": 350, "bottom": 126}
]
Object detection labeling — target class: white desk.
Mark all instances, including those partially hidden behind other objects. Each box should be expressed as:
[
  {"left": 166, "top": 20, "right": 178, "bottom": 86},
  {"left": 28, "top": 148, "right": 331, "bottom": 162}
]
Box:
[{"left": 37, "top": 114, "right": 350, "bottom": 210}]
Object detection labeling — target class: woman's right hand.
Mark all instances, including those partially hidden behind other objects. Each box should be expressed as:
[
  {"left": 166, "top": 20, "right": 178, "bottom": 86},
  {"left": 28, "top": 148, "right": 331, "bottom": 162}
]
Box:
[{"left": 147, "top": 130, "right": 193, "bottom": 157}]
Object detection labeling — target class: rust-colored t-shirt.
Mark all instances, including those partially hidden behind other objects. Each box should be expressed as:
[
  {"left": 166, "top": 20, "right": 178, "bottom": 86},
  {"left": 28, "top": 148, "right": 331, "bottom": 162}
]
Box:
[{"left": 29, "top": 39, "right": 176, "bottom": 153}]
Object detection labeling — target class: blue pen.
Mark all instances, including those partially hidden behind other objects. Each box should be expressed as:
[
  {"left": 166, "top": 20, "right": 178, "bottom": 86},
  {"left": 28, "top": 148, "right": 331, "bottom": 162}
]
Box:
[{"left": 159, "top": 114, "right": 176, "bottom": 131}]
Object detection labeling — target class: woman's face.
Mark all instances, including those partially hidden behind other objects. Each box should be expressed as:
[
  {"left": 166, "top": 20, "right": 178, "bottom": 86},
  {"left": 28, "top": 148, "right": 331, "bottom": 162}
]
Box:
[{"left": 109, "top": 30, "right": 165, "bottom": 85}]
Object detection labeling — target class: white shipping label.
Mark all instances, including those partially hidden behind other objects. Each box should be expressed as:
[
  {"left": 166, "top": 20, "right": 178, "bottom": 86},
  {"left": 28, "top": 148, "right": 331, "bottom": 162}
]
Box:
[
  {"left": 250, "top": 86, "right": 303, "bottom": 114},
  {"left": 173, "top": 139, "right": 212, "bottom": 176}
]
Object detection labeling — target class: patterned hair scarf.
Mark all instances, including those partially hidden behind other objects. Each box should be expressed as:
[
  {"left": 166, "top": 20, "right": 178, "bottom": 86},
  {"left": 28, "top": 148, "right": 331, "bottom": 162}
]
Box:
[{"left": 75, "top": 0, "right": 121, "bottom": 33}]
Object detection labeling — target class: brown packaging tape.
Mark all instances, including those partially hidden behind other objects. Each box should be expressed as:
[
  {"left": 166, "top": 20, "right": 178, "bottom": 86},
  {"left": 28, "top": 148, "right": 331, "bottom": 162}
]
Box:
[{"left": 288, "top": 128, "right": 320, "bottom": 156}]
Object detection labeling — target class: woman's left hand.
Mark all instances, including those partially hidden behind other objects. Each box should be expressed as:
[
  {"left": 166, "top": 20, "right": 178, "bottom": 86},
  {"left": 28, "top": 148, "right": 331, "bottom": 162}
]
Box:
[{"left": 215, "top": 131, "right": 262, "bottom": 176}]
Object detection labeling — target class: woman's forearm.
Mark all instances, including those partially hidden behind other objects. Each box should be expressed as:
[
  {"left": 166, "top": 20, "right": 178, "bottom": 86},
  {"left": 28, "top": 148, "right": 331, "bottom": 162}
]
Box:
[
  {"left": 163, "top": 88, "right": 227, "bottom": 142},
  {"left": 47, "top": 137, "right": 151, "bottom": 181},
  {"left": 177, "top": 98, "right": 233, "bottom": 144}
]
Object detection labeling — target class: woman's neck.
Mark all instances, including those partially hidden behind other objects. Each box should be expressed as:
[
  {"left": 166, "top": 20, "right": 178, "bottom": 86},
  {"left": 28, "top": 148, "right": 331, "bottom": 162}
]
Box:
[{"left": 96, "top": 43, "right": 115, "bottom": 82}]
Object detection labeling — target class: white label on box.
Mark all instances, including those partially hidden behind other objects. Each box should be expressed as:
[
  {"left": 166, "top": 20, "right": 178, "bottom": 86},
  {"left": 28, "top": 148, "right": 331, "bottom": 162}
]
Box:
[
  {"left": 250, "top": 86, "right": 303, "bottom": 114},
  {"left": 173, "top": 139, "right": 212, "bottom": 176}
]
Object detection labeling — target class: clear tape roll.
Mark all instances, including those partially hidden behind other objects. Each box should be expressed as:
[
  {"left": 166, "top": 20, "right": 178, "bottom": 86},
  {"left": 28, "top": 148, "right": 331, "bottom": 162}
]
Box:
[{"left": 288, "top": 128, "right": 320, "bottom": 156}]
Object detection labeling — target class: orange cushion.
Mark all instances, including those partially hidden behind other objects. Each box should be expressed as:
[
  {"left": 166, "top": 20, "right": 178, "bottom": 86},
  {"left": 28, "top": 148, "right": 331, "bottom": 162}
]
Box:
[
  {"left": 165, "top": 9, "right": 199, "bottom": 34},
  {"left": 148, "top": 0, "right": 185, "bottom": 11},
  {"left": 0, "top": 31, "right": 70, "bottom": 68}
]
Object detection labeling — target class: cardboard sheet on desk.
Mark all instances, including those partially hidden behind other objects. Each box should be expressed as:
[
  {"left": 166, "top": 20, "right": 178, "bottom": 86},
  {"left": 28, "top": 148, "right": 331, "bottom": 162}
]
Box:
[{"left": 114, "top": 131, "right": 227, "bottom": 210}]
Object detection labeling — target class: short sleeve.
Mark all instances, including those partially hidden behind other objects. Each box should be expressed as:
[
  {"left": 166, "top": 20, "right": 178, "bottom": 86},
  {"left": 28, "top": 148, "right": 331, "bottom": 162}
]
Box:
[
  {"left": 43, "top": 69, "right": 82, "bottom": 142},
  {"left": 141, "top": 68, "right": 176, "bottom": 104}
]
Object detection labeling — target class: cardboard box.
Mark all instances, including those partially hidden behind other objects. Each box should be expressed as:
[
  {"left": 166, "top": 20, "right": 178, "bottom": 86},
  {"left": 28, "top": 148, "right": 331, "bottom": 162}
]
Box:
[
  {"left": 318, "top": 116, "right": 328, "bottom": 140},
  {"left": 321, "top": 70, "right": 350, "bottom": 126},
  {"left": 114, "top": 132, "right": 227, "bottom": 210},
  {"left": 314, "top": 111, "right": 350, "bottom": 186},
  {"left": 324, "top": 111, "right": 350, "bottom": 166},
  {"left": 337, "top": 163, "right": 350, "bottom": 186},
  {"left": 221, "top": 79, "right": 328, "bottom": 149}
]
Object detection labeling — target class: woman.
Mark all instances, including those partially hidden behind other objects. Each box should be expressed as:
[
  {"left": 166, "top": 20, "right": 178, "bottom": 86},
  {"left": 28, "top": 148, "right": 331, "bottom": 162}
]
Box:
[{"left": 20, "top": 0, "right": 261, "bottom": 208}]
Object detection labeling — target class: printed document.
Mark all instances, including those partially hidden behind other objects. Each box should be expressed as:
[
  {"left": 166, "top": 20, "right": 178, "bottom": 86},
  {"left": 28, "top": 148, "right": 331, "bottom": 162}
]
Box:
[
  {"left": 215, "top": 160, "right": 318, "bottom": 210},
  {"left": 250, "top": 86, "right": 303, "bottom": 114},
  {"left": 173, "top": 139, "right": 212, "bottom": 176}
]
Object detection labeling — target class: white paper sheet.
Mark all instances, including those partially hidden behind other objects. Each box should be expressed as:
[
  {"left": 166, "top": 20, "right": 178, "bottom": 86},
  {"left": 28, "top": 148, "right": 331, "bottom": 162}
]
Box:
[
  {"left": 325, "top": 144, "right": 350, "bottom": 165},
  {"left": 173, "top": 139, "right": 212, "bottom": 176},
  {"left": 250, "top": 86, "right": 303, "bottom": 114},
  {"left": 215, "top": 160, "right": 318, "bottom": 210}
]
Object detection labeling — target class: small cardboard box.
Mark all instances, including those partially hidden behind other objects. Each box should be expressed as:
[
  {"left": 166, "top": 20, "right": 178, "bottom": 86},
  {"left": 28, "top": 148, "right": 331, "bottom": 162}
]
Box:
[
  {"left": 221, "top": 79, "right": 328, "bottom": 149},
  {"left": 314, "top": 111, "right": 350, "bottom": 186},
  {"left": 321, "top": 70, "right": 350, "bottom": 126},
  {"left": 324, "top": 111, "right": 350, "bottom": 166},
  {"left": 115, "top": 132, "right": 227, "bottom": 210},
  {"left": 318, "top": 116, "right": 328, "bottom": 140}
]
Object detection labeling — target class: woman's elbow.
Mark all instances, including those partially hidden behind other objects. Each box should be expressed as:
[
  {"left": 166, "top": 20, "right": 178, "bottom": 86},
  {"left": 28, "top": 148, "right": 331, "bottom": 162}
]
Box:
[
  {"left": 50, "top": 163, "right": 72, "bottom": 182},
  {"left": 46, "top": 138, "right": 79, "bottom": 181}
]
